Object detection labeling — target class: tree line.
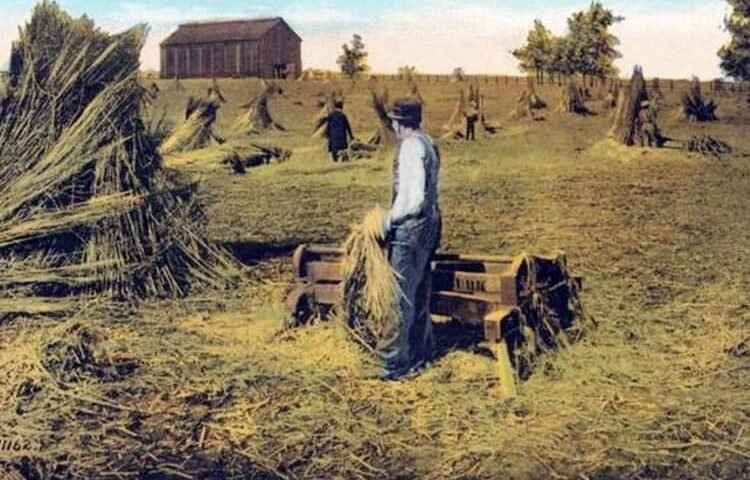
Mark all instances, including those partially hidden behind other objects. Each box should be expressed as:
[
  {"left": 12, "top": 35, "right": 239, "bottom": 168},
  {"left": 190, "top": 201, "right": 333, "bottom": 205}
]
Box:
[
  {"left": 333, "top": 1, "right": 750, "bottom": 83},
  {"left": 511, "top": 2, "right": 623, "bottom": 86}
]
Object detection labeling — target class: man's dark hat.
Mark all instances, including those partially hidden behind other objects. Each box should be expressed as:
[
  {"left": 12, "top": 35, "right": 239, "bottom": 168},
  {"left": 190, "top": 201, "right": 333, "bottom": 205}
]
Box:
[{"left": 388, "top": 99, "right": 422, "bottom": 123}]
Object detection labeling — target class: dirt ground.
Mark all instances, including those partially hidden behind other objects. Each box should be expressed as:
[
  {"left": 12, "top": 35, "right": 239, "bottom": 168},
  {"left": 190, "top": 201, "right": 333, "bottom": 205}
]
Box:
[{"left": 1, "top": 76, "right": 749, "bottom": 479}]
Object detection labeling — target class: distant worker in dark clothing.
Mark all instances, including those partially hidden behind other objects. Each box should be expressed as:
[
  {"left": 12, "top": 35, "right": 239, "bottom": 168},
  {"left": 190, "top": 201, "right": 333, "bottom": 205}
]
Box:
[
  {"left": 325, "top": 100, "right": 354, "bottom": 162},
  {"left": 465, "top": 100, "right": 479, "bottom": 141}
]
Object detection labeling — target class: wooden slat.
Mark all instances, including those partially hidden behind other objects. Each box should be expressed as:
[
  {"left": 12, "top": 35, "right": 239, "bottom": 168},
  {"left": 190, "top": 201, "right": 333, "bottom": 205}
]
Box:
[
  {"left": 307, "top": 261, "right": 343, "bottom": 282},
  {"left": 313, "top": 284, "right": 340, "bottom": 305},
  {"left": 306, "top": 263, "right": 517, "bottom": 302},
  {"left": 303, "top": 244, "right": 517, "bottom": 266},
  {"left": 310, "top": 284, "right": 511, "bottom": 325},
  {"left": 432, "top": 270, "right": 503, "bottom": 294},
  {"left": 430, "top": 290, "right": 502, "bottom": 324},
  {"left": 434, "top": 252, "right": 514, "bottom": 264},
  {"left": 431, "top": 260, "right": 511, "bottom": 274}
]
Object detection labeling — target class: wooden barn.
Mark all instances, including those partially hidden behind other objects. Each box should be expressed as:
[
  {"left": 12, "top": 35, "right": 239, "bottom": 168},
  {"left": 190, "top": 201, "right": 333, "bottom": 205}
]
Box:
[{"left": 160, "top": 17, "right": 302, "bottom": 79}]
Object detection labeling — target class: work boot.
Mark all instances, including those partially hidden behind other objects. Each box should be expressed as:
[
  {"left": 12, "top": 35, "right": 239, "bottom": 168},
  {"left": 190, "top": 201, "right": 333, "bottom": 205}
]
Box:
[{"left": 379, "top": 359, "right": 427, "bottom": 382}]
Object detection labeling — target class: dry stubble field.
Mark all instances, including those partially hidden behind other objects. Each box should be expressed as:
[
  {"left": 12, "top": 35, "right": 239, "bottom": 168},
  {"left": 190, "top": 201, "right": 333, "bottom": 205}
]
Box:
[{"left": 1, "top": 76, "right": 749, "bottom": 479}]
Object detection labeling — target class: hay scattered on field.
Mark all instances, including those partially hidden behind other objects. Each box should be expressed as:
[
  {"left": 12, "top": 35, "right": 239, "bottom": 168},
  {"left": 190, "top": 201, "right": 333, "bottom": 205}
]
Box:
[
  {"left": 340, "top": 207, "right": 401, "bottom": 349},
  {"left": 222, "top": 143, "right": 292, "bottom": 174},
  {"left": 0, "top": 2, "right": 238, "bottom": 301},
  {"left": 683, "top": 135, "right": 732, "bottom": 158}
]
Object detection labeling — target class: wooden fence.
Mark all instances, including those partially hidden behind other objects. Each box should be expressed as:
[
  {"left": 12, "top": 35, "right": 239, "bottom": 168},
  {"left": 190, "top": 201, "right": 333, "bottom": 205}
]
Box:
[{"left": 297, "top": 71, "right": 750, "bottom": 93}]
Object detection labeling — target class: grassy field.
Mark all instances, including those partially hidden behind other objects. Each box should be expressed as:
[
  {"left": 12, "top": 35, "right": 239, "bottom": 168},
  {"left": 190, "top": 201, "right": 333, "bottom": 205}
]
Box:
[{"left": 1, "top": 76, "right": 749, "bottom": 479}]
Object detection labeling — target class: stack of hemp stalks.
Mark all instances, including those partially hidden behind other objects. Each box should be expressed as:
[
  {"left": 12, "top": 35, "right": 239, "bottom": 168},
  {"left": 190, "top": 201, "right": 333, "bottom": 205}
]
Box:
[{"left": 0, "top": 1, "right": 239, "bottom": 315}]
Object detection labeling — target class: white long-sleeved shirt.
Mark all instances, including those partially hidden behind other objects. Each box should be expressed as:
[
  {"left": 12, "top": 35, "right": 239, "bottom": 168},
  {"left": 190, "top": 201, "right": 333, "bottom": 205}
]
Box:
[{"left": 388, "top": 135, "right": 426, "bottom": 227}]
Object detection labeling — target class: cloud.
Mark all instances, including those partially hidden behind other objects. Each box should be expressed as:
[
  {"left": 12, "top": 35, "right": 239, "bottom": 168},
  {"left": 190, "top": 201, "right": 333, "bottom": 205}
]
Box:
[{"left": 613, "top": 3, "right": 728, "bottom": 79}]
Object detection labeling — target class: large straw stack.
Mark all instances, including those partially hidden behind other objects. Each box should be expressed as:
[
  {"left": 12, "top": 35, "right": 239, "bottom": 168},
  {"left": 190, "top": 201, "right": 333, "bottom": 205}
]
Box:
[
  {"left": 610, "top": 66, "right": 650, "bottom": 146},
  {"left": 234, "top": 80, "right": 285, "bottom": 134},
  {"left": 442, "top": 89, "right": 467, "bottom": 136},
  {"left": 559, "top": 79, "right": 592, "bottom": 115},
  {"left": 0, "top": 2, "right": 238, "bottom": 301},
  {"left": 509, "top": 79, "right": 547, "bottom": 120}
]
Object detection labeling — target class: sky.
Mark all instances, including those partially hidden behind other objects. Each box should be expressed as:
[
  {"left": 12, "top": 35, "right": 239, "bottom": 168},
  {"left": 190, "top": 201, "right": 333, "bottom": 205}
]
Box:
[{"left": 0, "top": 0, "right": 734, "bottom": 79}]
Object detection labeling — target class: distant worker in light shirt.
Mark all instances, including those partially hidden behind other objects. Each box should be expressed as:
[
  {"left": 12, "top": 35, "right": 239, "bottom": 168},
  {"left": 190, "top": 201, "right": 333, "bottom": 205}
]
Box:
[{"left": 379, "top": 99, "right": 442, "bottom": 381}]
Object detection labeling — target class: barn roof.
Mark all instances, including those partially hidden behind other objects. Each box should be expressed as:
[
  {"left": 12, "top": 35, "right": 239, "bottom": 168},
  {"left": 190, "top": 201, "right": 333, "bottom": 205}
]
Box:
[{"left": 161, "top": 17, "right": 301, "bottom": 46}]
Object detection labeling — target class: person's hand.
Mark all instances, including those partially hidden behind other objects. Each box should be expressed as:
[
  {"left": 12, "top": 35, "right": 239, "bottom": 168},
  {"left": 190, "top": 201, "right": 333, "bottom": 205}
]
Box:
[{"left": 381, "top": 214, "right": 391, "bottom": 240}]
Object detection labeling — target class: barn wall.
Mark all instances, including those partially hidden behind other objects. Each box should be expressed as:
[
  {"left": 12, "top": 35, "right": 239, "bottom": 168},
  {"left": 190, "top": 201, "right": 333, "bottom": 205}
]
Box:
[
  {"left": 240, "top": 40, "right": 261, "bottom": 76},
  {"left": 258, "top": 23, "right": 302, "bottom": 78},
  {"left": 160, "top": 47, "right": 167, "bottom": 77},
  {"left": 160, "top": 21, "right": 301, "bottom": 78}
]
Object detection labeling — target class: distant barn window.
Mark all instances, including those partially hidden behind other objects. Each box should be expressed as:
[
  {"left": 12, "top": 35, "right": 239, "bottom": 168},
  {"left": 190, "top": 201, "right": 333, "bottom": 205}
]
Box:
[{"left": 159, "top": 17, "right": 302, "bottom": 79}]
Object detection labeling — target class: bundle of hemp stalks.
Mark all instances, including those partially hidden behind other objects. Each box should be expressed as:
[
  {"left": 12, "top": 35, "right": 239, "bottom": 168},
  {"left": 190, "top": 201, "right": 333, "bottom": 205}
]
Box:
[
  {"left": 0, "top": 2, "right": 238, "bottom": 302},
  {"left": 159, "top": 97, "right": 225, "bottom": 155},
  {"left": 340, "top": 208, "right": 401, "bottom": 349}
]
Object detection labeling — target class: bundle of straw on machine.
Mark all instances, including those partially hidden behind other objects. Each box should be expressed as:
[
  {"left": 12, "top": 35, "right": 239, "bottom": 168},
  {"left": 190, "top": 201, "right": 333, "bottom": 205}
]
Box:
[{"left": 286, "top": 222, "right": 588, "bottom": 395}]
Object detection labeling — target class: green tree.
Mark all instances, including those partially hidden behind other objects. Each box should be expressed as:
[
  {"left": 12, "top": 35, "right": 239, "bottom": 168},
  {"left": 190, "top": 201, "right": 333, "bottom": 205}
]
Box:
[
  {"left": 337, "top": 34, "right": 369, "bottom": 79},
  {"left": 566, "top": 2, "right": 623, "bottom": 84},
  {"left": 718, "top": 0, "right": 750, "bottom": 81},
  {"left": 547, "top": 36, "right": 576, "bottom": 83},
  {"left": 512, "top": 20, "right": 556, "bottom": 82}
]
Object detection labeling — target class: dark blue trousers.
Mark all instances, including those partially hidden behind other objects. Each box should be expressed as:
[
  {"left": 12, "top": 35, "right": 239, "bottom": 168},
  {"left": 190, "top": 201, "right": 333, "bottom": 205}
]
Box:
[{"left": 379, "top": 215, "right": 440, "bottom": 376}]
